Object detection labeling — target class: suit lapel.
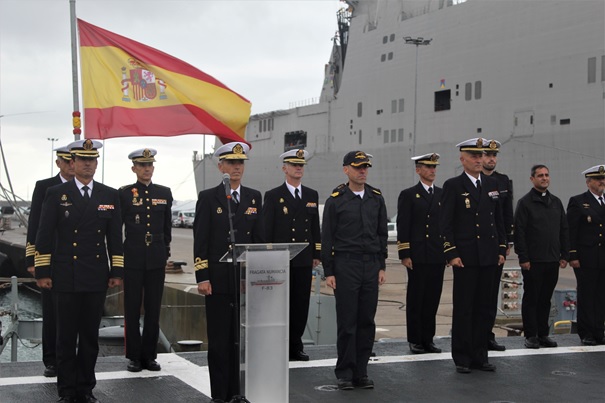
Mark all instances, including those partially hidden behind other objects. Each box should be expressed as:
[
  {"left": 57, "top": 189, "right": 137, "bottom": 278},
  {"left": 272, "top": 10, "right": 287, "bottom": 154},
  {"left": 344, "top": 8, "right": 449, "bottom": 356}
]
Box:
[
  {"left": 416, "top": 182, "right": 432, "bottom": 205},
  {"left": 214, "top": 183, "right": 229, "bottom": 213}
]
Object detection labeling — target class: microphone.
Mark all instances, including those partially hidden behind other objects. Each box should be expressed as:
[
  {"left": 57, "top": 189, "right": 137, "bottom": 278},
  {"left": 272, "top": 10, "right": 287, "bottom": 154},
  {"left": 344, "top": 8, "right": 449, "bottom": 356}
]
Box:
[{"left": 222, "top": 173, "right": 231, "bottom": 199}]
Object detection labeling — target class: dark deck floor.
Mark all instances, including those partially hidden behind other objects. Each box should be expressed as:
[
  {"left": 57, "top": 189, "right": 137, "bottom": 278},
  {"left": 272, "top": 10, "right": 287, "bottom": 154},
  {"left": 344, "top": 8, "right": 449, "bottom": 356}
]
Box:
[{"left": 1, "top": 335, "right": 604, "bottom": 402}]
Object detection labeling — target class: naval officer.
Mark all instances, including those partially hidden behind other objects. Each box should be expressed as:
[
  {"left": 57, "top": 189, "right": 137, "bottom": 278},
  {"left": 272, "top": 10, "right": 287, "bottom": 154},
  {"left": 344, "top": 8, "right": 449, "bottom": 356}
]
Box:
[
  {"left": 25, "top": 144, "right": 74, "bottom": 378},
  {"left": 481, "top": 140, "right": 514, "bottom": 352},
  {"left": 440, "top": 138, "right": 506, "bottom": 374},
  {"left": 396, "top": 153, "right": 445, "bottom": 354},
  {"left": 193, "top": 141, "right": 265, "bottom": 402},
  {"left": 35, "top": 139, "right": 124, "bottom": 403},
  {"left": 566, "top": 165, "right": 605, "bottom": 346},
  {"left": 120, "top": 148, "right": 173, "bottom": 372},
  {"left": 263, "top": 149, "right": 321, "bottom": 361},
  {"left": 322, "top": 151, "right": 388, "bottom": 390}
]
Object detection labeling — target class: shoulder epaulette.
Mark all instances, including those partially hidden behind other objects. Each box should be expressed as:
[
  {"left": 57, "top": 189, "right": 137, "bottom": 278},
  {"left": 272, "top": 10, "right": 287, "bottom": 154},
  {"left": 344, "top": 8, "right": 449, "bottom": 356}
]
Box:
[
  {"left": 366, "top": 184, "right": 382, "bottom": 195},
  {"left": 331, "top": 191, "right": 341, "bottom": 198},
  {"left": 331, "top": 183, "right": 346, "bottom": 197},
  {"left": 119, "top": 184, "right": 134, "bottom": 190}
]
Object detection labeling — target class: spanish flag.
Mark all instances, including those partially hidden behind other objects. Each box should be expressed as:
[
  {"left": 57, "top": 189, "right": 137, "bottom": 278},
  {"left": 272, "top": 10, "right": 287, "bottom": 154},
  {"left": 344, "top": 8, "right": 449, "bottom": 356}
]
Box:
[{"left": 78, "top": 19, "right": 251, "bottom": 143}]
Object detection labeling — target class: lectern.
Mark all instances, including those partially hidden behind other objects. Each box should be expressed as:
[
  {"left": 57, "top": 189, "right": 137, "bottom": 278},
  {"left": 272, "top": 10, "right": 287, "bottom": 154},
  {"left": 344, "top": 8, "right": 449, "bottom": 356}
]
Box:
[{"left": 220, "top": 242, "right": 308, "bottom": 403}]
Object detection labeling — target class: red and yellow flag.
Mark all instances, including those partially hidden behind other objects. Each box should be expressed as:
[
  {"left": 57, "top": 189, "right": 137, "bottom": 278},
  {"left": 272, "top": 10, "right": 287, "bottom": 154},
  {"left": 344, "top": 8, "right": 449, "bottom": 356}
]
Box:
[{"left": 78, "top": 19, "right": 251, "bottom": 143}]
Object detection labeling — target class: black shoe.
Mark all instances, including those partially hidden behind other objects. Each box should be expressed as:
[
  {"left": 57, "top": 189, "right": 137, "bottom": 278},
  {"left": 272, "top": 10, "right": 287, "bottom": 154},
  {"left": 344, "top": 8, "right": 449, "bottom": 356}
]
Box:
[
  {"left": 353, "top": 376, "right": 374, "bottom": 389},
  {"left": 337, "top": 378, "right": 354, "bottom": 390},
  {"left": 409, "top": 343, "right": 426, "bottom": 354},
  {"left": 289, "top": 350, "right": 310, "bottom": 361},
  {"left": 524, "top": 336, "right": 540, "bottom": 349},
  {"left": 44, "top": 365, "right": 57, "bottom": 377},
  {"left": 581, "top": 337, "right": 597, "bottom": 346},
  {"left": 127, "top": 360, "right": 142, "bottom": 372},
  {"left": 471, "top": 362, "right": 496, "bottom": 372},
  {"left": 142, "top": 359, "right": 161, "bottom": 371},
  {"left": 455, "top": 365, "right": 471, "bottom": 374},
  {"left": 538, "top": 336, "right": 557, "bottom": 348},
  {"left": 488, "top": 339, "right": 506, "bottom": 351},
  {"left": 423, "top": 342, "right": 442, "bottom": 353},
  {"left": 78, "top": 394, "right": 99, "bottom": 403}
]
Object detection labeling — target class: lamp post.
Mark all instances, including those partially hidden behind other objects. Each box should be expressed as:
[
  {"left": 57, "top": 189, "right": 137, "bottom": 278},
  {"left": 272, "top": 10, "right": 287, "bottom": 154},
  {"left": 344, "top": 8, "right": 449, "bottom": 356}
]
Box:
[
  {"left": 404, "top": 36, "right": 432, "bottom": 156},
  {"left": 48, "top": 137, "right": 58, "bottom": 176}
]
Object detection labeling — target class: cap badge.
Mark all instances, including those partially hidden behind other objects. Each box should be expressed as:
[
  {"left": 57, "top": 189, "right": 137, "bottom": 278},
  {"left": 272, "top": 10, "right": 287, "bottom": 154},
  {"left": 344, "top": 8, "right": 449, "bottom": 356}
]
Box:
[
  {"left": 143, "top": 149, "right": 151, "bottom": 158},
  {"left": 476, "top": 138, "right": 484, "bottom": 148},
  {"left": 489, "top": 140, "right": 498, "bottom": 149},
  {"left": 600, "top": 166, "right": 605, "bottom": 174},
  {"left": 355, "top": 152, "right": 367, "bottom": 159},
  {"left": 296, "top": 149, "right": 305, "bottom": 158},
  {"left": 430, "top": 153, "right": 439, "bottom": 162},
  {"left": 233, "top": 143, "right": 244, "bottom": 155},
  {"left": 83, "top": 139, "right": 93, "bottom": 150}
]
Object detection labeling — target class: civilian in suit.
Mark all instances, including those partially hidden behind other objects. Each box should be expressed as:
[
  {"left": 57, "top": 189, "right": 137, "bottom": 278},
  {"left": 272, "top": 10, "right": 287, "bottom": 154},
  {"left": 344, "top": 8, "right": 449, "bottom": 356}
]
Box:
[
  {"left": 397, "top": 153, "right": 445, "bottom": 354},
  {"left": 193, "top": 142, "right": 265, "bottom": 403},
  {"left": 514, "top": 164, "right": 569, "bottom": 349},
  {"left": 120, "top": 148, "right": 173, "bottom": 372},
  {"left": 35, "top": 139, "right": 124, "bottom": 403},
  {"left": 25, "top": 145, "right": 74, "bottom": 377},
  {"left": 440, "top": 138, "right": 506, "bottom": 374},
  {"left": 322, "top": 151, "right": 388, "bottom": 391},
  {"left": 481, "top": 140, "right": 514, "bottom": 352},
  {"left": 566, "top": 165, "right": 605, "bottom": 346},
  {"left": 263, "top": 149, "right": 321, "bottom": 361}
]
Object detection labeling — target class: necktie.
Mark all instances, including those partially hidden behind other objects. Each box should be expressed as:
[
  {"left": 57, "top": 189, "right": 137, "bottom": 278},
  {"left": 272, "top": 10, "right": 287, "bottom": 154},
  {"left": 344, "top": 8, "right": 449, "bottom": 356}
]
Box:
[
  {"left": 428, "top": 187, "right": 433, "bottom": 196},
  {"left": 232, "top": 190, "right": 239, "bottom": 204},
  {"left": 476, "top": 179, "right": 482, "bottom": 192},
  {"left": 599, "top": 196, "right": 604, "bottom": 207},
  {"left": 82, "top": 185, "right": 90, "bottom": 201},
  {"left": 295, "top": 188, "right": 301, "bottom": 200}
]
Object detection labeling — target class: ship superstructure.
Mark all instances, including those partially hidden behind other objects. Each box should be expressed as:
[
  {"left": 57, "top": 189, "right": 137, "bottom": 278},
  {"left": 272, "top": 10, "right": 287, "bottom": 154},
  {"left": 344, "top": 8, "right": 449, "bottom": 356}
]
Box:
[{"left": 195, "top": 0, "right": 605, "bottom": 214}]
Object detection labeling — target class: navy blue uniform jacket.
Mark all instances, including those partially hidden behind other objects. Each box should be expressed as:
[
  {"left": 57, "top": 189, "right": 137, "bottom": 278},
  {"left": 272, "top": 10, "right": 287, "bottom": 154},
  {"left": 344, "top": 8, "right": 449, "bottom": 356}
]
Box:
[{"left": 34, "top": 180, "right": 124, "bottom": 292}]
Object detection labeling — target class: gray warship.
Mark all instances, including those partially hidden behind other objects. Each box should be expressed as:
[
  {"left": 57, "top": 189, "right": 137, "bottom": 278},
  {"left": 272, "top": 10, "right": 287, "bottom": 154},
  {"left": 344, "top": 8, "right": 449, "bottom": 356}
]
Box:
[{"left": 193, "top": 0, "right": 605, "bottom": 214}]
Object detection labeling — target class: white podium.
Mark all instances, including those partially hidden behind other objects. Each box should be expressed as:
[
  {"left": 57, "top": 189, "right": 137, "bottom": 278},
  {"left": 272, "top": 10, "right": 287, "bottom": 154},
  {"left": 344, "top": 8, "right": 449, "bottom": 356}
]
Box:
[{"left": 220, "top": 242, "right": 308, "bottom": 403}]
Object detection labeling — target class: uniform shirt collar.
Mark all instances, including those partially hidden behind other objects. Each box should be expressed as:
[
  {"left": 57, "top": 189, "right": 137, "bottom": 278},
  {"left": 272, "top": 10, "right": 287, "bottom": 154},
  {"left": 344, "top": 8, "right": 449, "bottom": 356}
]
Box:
[
  {"left": 74, "top": 178, "right": 93, "bottom": 193},
  {"left": 285, "top": 181, "right": 301, "bottom": 199},
  {"left": 465, "top": 172, "right": 481, "bottom": 187}
]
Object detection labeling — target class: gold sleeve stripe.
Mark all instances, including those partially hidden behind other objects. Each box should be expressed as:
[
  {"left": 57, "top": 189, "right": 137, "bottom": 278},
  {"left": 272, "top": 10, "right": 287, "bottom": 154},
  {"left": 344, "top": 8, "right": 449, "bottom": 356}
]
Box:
[
  {"left": 315, "top": 243, "right": 321, "bottom": 251},
  {"left": 398, "top": 244, "right": 410, "bottom": 250},
  {"left": 569, "top": 249, "right": 577, "bottom": 253},
  {"left": 444, "top": 246, "right": 456, "bottom": 253},
  {"left": 112, "top": 255, "right": 124, "bottom": 267},
  {"left": 499, "top": 244, "right": 507, "bottom": 248},
  {"left": 195, "top": 258, "right": 209, "bottom": 271},
  {"left": 26, "top": 243, "right": 36, "bottom": 257},
  {"left": 35, "top": 253, "right": 52, "bottom": 267}
]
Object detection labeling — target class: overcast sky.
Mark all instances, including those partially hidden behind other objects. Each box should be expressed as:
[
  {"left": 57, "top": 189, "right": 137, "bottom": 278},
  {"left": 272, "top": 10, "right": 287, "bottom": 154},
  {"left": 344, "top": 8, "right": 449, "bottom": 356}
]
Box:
[{"left": 0, "top": 0, "right": 341, "bottom": 203}]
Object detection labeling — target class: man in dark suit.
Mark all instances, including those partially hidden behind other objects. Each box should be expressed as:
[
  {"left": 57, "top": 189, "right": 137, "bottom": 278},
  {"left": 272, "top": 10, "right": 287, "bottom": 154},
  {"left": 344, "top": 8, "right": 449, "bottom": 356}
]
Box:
[
  {"left": 515, "top": 164, "right": 569, "bottom": 349},
  {"left": 397, "top": 153, "right": 445, "bottom": 355},
  {"left": 566, "top": 165, "right": 605, "bottom": 346},
  {"left": 263, "top": 149, "right": 321, "bottom": 362},
  {"left": 25, "top": 144, "right": 74, "bottom": 377},
  {"left": 120, "top": 148, "right": 173, "bottom": 372},
  {"left": 440, "top": 138, "right": 506, "bottom": 374},
  {"left": 193, "top": 141, "right": 264, "bottom": 403},
  {"left": 482, "top": 140, "right": 514, "bottom": 352},
  {"left": 35, "top": 139, "right": 124, "bottom": 403}
]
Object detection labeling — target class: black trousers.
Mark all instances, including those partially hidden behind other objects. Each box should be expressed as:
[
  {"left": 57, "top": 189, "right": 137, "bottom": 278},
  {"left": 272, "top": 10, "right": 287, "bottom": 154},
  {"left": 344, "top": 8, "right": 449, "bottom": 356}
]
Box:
[
  {"left": 574, "top": 266, "right": 605, "bottom": 341},
  {"left": 42, "top": 287, "right": 56, "bottom": 368},
  {"left": 124, "top": 267, "right": 165, "bottom": 361},
  {"left": 54, "top": 291, "right": 106, "bottom": 398},
  {"left": 333, "top": 255, "right": 380, "bottom": 381},
  {"left": 451, "top": 265, "right": 496, "bottom": 367},
  {"left": 289, "top": 264, "right": 312, "bottom": 354},
  {"left": 521, "top": 261, "right": 559, "bottom": 337},
  {"left": 206, "top": 293, "right": 239, "bottom": 402},
  {"left": 405, "top": 263, "right": 445, "bottom": 345},
  {"left": 487, "top": 263, "right": 504, "bottom": 341}
]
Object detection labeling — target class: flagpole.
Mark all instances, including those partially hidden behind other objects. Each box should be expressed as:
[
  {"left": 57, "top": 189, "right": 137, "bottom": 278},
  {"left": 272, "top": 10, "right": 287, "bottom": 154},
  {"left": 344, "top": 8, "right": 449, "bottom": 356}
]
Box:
[{"left": 69, "top": 0, "right": 81, "bottom": 141}]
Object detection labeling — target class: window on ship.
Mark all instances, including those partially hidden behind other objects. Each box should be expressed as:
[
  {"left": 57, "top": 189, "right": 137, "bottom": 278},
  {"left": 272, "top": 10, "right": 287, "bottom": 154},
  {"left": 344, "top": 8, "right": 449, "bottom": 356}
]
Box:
[
  {"left": 284, "top": 130, "right": 307, "bottom": 151},
  {"left": 435, "top": 90, "right": 451, "bottom": 111}
]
